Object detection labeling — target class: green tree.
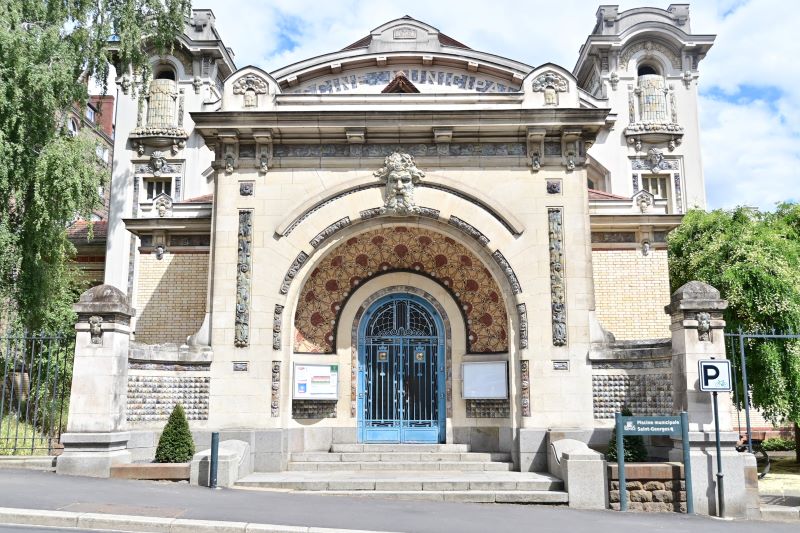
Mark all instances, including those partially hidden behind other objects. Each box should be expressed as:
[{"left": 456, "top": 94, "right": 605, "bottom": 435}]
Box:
[
  {"left": 0, "top": 0, "right": 190, "bottom": 333},
  {"left": 606, "top": 407, "right": 648, "bottom": 463},
  {"left": 154, "top": 403, "right": 194, "bottom": 463},
  {"left": 668, "top": 205, "right": 800, "bottom": 461}
]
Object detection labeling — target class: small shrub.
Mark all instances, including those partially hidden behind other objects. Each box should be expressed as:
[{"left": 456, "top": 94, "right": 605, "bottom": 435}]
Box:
[
  {"left": 761, "top": 437, "right": 796, "bottom": 452},
  {"left": 606, "top": 407, "right": 649, "bottom": 462},
  {"left": 154, "top": 404, "right": 195, "bottom": 463}
]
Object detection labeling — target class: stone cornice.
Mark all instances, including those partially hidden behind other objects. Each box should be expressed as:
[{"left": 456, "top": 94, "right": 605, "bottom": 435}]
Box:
[{"left": 191, "top": 107, "right": 611, "bottom": 145}]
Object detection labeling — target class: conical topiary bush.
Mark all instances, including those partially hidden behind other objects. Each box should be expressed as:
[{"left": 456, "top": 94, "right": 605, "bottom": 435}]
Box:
[
  {"left": 154, "top": 404, "right": 195, "bottom": 463},
  {"left": 606, "top": 406, "right": 649, "bottom": 462}
]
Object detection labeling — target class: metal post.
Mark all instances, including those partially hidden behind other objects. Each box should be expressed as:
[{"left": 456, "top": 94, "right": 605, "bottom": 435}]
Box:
[
  {"left": 738, "top": 331, "right": 753, "bottom": 453},
  {"left": 616, "top": 412, "right": 627, "bottom": 512},
  {"left": 712, "top": 392, "right": 725, "bottom": 518},
  {"left": 680, "top": 411, "right": 694, "bottom": 514},
  {"left": 209, "top": 432, "right": 219, "bottom": 489}
]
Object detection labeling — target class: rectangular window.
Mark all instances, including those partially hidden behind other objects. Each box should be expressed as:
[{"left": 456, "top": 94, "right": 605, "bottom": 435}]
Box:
[
  {"left": 85, "top": 107, "right": 95, "bottom": 123},
  {"left": 642, "top": 175, "right": 669, "bottom": 200},
  {"left": 145, "top": 179, "right": 172, "bottom": 200}
]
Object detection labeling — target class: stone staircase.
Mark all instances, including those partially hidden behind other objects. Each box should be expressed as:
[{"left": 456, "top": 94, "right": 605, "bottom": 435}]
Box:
[{"left": 235, "top": 444, "right": 568, "bottom": 504}]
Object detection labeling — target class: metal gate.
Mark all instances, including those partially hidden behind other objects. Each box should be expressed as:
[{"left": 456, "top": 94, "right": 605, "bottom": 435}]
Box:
[
  {"left": 0, "top": 333, "right": 72, "bottom": 455},
  {"left": 358, "top": 295, "right": 445, "bottom": 443}
]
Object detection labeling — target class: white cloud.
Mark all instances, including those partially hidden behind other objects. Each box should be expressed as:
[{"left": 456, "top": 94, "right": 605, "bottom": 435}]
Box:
[{"left": 201, "top": 0, "right": 797, "bottom": 210}]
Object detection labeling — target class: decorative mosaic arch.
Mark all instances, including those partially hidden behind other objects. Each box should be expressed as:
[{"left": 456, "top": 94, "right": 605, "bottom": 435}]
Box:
[{"left": 294, "top": 225, "right": 509, "bottom": 354}]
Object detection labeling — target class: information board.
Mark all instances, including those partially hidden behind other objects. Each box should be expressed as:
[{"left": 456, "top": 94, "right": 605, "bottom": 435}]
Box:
[
  {"left": 462, "top": 361, "right": 508, "bottom": 399},
  {"left": 293, "top": 364, "right": 338, "bottom": 400},
  {"left": 620, "top": 415, "right": 682, "bottom": 436}
]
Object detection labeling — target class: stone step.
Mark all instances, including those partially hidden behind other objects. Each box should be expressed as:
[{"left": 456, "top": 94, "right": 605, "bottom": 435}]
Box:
[
  {"left": 290, "top": 452, "right": 511, "bottom": 463},
  {"left": 288, "top": 461, "right": 513, "bottom": 472},
  {"left": 309, "top": 490, "right": 569, "bottom": 504},
  {"left": 330, "top": 443, "right": 471, "bottom": 453},
  {"left": 235, "top": 472, "right": 563, "bottom": 492}
]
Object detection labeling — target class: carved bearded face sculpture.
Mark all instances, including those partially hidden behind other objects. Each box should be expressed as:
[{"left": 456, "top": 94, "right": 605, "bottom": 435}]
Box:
[{"left": 375, "top": 152, "right": 425, "bottom": 215}]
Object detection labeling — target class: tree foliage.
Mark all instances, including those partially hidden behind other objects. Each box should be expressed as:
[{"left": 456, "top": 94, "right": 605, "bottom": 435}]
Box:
[
  {"left": 154, "top": 403, "right": 194, "bottom": 463},
  {"left": 668, "top": 205, "right": 800, "bottom": 427},
  {"left": 606, "top": 407, "right": 649, "bottom": 463},
  {"left": 0, "top": 0, "right": 190, "bottom": 332}
]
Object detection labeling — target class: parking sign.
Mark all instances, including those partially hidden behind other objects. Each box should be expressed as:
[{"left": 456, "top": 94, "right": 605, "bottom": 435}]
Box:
[{"left": 698, "top": 360, "right": 732, "bottom": 392}]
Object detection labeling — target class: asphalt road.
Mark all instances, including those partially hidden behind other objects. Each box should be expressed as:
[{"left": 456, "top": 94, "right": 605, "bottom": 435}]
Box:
[{"left": 0, "top": 469, "right": 792, "bottom": 533}]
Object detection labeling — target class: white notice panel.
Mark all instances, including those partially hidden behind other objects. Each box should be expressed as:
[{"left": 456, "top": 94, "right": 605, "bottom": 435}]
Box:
[
  {"left": 462, "top": 361, "right": 508, "bottom": 399},
  {"left": 293, "top": 364, "right": 339, "bottom": 400}
]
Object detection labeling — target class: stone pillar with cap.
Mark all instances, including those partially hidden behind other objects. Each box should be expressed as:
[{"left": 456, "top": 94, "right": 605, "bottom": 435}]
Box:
[
  {"left": 57, "top": 285, "right": 135, "bottom": 477},
  {"left": 665, "top": 281, "right": 760, "bottom": 518}
]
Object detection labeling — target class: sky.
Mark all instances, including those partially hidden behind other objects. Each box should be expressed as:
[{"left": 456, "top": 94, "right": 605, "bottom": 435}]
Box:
[{"left": 198, "top": 0, "right": 798, "bottom": 211}]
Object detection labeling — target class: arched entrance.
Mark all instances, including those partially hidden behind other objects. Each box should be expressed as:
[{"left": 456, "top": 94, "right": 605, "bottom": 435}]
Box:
[{"left": 357, "top": 293, "right": 445, "bottom": 443}]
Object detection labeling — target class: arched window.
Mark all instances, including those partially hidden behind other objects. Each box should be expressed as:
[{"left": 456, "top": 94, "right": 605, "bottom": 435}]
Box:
[{"left": 636, "top": 62, "right": 667, "bottom": 122}]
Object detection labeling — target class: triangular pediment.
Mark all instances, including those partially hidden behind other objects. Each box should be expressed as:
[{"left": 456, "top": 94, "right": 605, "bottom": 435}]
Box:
[{"left": 381, "top": 72, "right": 420, "bottom": 93}]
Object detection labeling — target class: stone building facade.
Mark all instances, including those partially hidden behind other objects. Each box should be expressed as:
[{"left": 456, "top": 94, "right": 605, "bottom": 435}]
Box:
[{"left": 77, "top": 5, "right": 726, "bottom": 477}]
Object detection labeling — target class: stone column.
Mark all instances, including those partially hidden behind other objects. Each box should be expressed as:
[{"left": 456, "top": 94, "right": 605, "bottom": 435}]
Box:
[
  {"left": 665, "top": 281, "right": 759, "bottom": 518},
  {"left": 57, "top": 285, "right": 135, "bottom": 477}
]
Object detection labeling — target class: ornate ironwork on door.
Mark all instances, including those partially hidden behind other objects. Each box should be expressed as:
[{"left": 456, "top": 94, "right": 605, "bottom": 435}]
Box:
[{"left": 358, "top": 295, "right": 445, "bottom": 443}]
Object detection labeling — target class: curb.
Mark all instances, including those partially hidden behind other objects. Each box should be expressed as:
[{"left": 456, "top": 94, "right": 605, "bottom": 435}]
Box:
[
  {"left": 0, "top": 507, "right": 402, "bottom": 533},
  {"left": 761, "top": 504, "right": 800, "bottom": 523}
]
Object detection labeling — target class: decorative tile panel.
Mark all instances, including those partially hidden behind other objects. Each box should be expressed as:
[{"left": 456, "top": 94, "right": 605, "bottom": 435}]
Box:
[
  {"left": 127, "top": 375, "right": 210, "bottom": 422},
  {"left": 466, "top": 399, "right": 510, "bottom": 418},
  {"left": 521, "top": 359, "right": 531, "bottom": 417},
  {"left": 592, "top": 374, "right": 672, "bottom": 419},
  {"left": 295, "top": 226, "right": 508, "bottom": 354},
  {"left": 292, "top": 400, "right": 337, "bottom": 419}
]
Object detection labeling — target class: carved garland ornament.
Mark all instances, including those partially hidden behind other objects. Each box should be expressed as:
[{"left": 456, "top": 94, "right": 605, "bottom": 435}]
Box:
[
  {"left": 272, "top": 304, "right": 284, "bottom": 350},
  {"left": 234, "top": 211, "right": 253, "bottom": 347},
  {"left": 548, "top": 208, "right": 567, "bottom": 346},
  {"left": 232, "top": 74, "right": 269, "bottom": 95},
  {"left": 531, "top": 71, "right": 569, "bottom": 92},
  {"left": 374, "top": 152, "right": 425, "bottom": 215}
]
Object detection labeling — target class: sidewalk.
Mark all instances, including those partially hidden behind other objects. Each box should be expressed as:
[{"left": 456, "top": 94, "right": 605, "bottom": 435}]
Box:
[{"left": 0, "top": 469, "right": 793, "bottom": 533}]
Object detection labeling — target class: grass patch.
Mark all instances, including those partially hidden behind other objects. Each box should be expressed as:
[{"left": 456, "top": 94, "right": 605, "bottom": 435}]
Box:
[
  {"left": 770, "top": 457, "right": 800, "bottom": 475},
  {"left": 0, "top": 414, "right": 51, "bottom": 456}
]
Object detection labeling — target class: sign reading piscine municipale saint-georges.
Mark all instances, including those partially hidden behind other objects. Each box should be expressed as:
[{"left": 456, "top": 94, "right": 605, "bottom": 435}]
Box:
[
  {"left": 293, "top": 364, "right": 338, "bottom": 400},
  {"left": 620, "top": 415, "right": 682, "bottom": 436}
]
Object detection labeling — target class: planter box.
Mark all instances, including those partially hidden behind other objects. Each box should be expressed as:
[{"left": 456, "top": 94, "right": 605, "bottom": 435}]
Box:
[{"left": 110, "top": 462, "right": 190, "bottom": 480}]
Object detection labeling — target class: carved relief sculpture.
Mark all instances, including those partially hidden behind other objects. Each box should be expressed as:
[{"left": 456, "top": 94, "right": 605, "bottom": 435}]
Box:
[
  {"left": 531, "top": 71, "right": 569, "bottom": 93},
  {"left": 271, "top": 361, "right": 280, "bottom": 417},
  {"left": 232, "top": 74, "right": 269, "bottom": 107},
  {"left": 279, "top": 252, "right": 309, "bottom": 295},
  {"left": 517, "top": 303, "right": 528, "bottom": 349},
  {"left": 520, "top": 359, "right": 531, "bottom": 417},
  {"left": 88, "top": 315, "right": 103, "bottom": 344},
  {"left": 235, "top": 211, "right": 253, "bottom": 347},
  {"left": 374, "top": 152, "right": 425, "bottom": 215},
  {"left": 548, "top": 208, "right": 567, "bottom": 346},
  {"left": 697, "top": 312, "right": 712, "bottom": 342},
  {"left": 154, "top": 197, "right": 171, "bottom": 217},
  {"left": 225, "top": 153, "right": 235, "bottom": 174}
]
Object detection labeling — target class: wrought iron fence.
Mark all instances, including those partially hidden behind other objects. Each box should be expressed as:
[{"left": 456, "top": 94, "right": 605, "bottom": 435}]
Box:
[
  {"left": 0, "top": 333, "right": 73, "bottom": 456},
  {"left": 725, "top": 329, "right": 800, "bottom": 455}
]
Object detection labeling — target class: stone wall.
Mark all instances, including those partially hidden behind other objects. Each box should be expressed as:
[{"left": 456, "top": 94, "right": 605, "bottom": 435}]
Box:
[
  {"left": 608, "top": 463, "right": 687, "bottom": 512},
  {"left": 135, "top": 253, "right": 208, "bottom": 344},
  {"left": 592, "top": 249, "right": 670, "bottom": 340}
]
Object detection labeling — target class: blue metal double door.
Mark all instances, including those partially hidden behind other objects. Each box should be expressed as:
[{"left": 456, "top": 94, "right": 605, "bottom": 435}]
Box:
[{"left": 358, "top": 297, "right": 445, "bottom": 443}]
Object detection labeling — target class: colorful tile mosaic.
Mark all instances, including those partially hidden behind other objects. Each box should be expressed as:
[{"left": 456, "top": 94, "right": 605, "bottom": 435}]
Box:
[{"left": 294, "top": 226, "right": 508, "bottom": 354}]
